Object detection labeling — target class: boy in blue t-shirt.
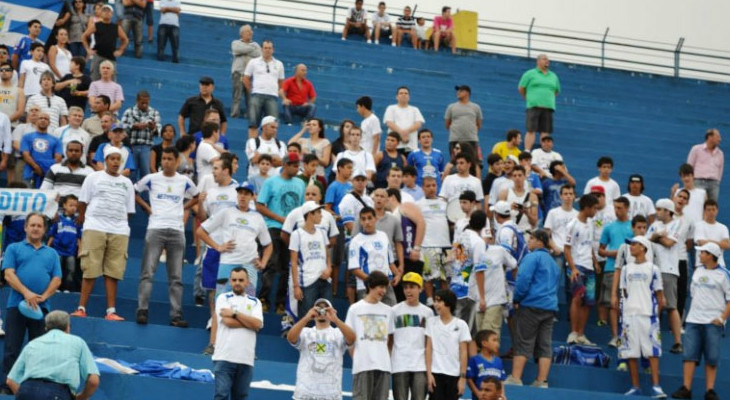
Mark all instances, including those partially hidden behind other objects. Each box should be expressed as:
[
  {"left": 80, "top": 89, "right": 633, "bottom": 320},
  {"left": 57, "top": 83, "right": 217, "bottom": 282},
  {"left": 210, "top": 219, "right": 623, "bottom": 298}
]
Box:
[
  {"left": 47, "top": 195, "right": 83, "bottom": 292},
  {"left": 467, "top": 330, "right": 506, "bottom": 400}
]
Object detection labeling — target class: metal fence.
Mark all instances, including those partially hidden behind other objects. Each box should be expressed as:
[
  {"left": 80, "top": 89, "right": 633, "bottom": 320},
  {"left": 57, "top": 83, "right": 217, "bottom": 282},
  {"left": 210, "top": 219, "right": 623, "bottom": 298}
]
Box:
[{"left": 179, "top": 0, "right": 730, "bottom": 82}]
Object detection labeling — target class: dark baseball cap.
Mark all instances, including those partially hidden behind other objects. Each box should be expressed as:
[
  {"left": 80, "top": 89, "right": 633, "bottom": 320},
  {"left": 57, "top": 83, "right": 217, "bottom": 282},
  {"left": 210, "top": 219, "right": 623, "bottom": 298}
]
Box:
[
  {"left": 629, "top": 174, "right": 643, "bottom": 183},
  {"left": 199, "top": 76, "right": 215, "bottom": 85},
  {"left": 455, "top": 85, "right": 471, "bottom": 94},
  {"left": 527, "top": 229, "right": 550, "bottom": 247}
]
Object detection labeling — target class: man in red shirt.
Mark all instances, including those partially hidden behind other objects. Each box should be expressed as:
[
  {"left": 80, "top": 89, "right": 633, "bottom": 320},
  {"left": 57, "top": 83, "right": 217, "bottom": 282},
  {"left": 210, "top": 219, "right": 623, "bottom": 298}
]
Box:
[
  {"left": 279, "top": 64, "right": 317, "bottom": 125},
  {"left": 433, "top": 6, "right": 456, "bottom": 54}
]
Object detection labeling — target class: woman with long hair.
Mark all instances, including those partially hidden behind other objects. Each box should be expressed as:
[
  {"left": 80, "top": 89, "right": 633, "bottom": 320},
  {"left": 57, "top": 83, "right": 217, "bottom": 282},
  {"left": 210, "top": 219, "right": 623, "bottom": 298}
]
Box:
[{"left": 289, "top": 118, "right": 331, "bottom": 178}]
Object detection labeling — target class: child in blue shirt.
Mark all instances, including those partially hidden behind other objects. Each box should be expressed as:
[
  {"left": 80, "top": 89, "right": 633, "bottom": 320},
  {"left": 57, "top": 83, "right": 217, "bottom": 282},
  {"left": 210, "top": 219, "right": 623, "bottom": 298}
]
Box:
[
  {"left": 467, "top": 330, "right": 506, "bottom": 400},
  {"left": 47, "top": 194, "right": 82, "bottom": 292}
]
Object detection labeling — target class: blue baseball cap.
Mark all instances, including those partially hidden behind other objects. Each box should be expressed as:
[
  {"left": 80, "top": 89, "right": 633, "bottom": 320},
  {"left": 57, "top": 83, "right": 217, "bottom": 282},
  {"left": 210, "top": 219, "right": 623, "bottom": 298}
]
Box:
[{"left": 235, "top": 182, "right": 256, "bottom": 194}]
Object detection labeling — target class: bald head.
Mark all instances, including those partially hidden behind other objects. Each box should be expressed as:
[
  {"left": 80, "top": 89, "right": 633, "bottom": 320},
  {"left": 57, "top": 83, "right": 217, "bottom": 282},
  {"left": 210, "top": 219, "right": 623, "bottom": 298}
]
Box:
[{"left": 295, "top": 64, "right": 308, "bottom": 79}]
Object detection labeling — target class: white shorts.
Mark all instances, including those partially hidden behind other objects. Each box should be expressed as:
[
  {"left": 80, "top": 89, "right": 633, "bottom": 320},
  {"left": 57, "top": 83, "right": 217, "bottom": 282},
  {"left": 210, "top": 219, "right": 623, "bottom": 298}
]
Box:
[{"left": 618, "top": 314, "right": 662, "bottom": 359}]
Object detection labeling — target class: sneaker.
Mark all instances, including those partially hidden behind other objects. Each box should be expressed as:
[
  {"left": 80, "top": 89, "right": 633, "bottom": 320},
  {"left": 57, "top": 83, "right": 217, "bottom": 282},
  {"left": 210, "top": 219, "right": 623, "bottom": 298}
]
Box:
[
  {"left": 374, "top": 39, "right": 379, "bottom": 44},
  {"left": 159, "top": 250, "right": 167, "bottom": 263},
  {"left": 597, "top": 320, "right": 608, "bottom": 327},
  {"left": 71, "top": 308, "right": 87, "bottom": 318},
  {"left": 617, "top": 362, "right": 628, "bottom": 371},
  {"left": 195, "top": 296, "right": 205, "bottom": 307},
  {"left": 206, "top": 318, "right": 212, "bottom": 331},
  {"left": 671, "top": 386, "right": 691, "bottom": 399},
  {"left": 566, "top": 331, "right": 579, "bottom": 344},
  {"left": 705, "top": 389, "right": 719, "bottom": 400},
  {"left": 625, "top": 387, "right": 642, "bottom": 396},
  {"left": 504, "top": 375, "right": 523, "bottom": 386},
  {"left": 0, "top": 319, "right": 4, "bottom": 337},
  {"left": 275, "top": 304, "right": 286, "bottom": 315},
  {"left": 105, "top": 312, "right": 124, "bottom": 321},
  {"left": 576, "top": 335, "right": 596, "bottom": 346},
  {"left": 391, "top": 41, "right": 396, "bottom": 47},
  {"left": 341, "top": 37, "right": 346, "bottom": 41},
  {"left": 608, "top": 336, "right": 620, "bottom": 348},
  {"left": 136, "top": 309, "right": 148, "bottom": 325},
  {"left": 202, "top": 344, "right": 215, "bottom": 355},
  {"left": 531, "top": 380, "right": 548, "bottom": 388},
  {"left": 670, "top": 343, "right": 683, "bottom": 354},
  {"left": 170, "top": 317, "right": 189, "bottom": 328},
  {"left": 651, "top": 386, "right": 667, "bottom": 399}
]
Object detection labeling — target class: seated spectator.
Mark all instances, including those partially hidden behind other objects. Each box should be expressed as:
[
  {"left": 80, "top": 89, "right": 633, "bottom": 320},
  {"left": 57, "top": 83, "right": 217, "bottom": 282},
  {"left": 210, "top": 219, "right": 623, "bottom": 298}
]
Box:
[
  {"left": 54, "top": 56, "right": 91, "bottom": 112},
  {"left": 288, "top": 118, "right": 330, "bottom": 178},
  {"left": 48, "top": 194, "right": 83, "bottom": 292},
  {"left": 432, "top": 6, "right": 456, "bottom": 54},
  {"left": 394, "top": 6, "right": 417, "bottom": 48},
  {"left": 280, "top": 64, "right": 317, "bottom": 125},
  {"left": 53, "top": 106, "right": 91, "bottom": 161},
  {"left": 243, "top": 40, "right": 284, "bottom": 138},
  {"left": 92, "top": 124, "right": 135, "bottom": 177},
  {"left": 21, "top": 112, "right": 63, "bottom": 188},
  {"left": 341, "top": 0, "right": 370, "bottom": 42},
  {"left": 67, "top": 0, "right": 90, "bottom": 57},
  {"left": 11, "top": 19, "right": 43, "bottom": 71},
  {"left": 230, "top": 25, "right": 261, "bottom": 118},
  {"left": 157, "top": 0, "right": 182, "bottom": 62},
  {"left": 121, "top": 0, "right": 145, "bottom": 58},
  {"left": 150, "top": 124, "right": 176, "bottom": 173},
  {"left": 415, "top": 17, "right": 428, "bottom": 49},
  {"left": 88, "top": 60, "right": 124, "bottom": 113},
  {"left": 371, "top": 2, "right": 393, "bottom": 45},
  {"left": 491, "top": 129, "right": 522, "bottom": 160},
  {"left": 48, "top": 28, "right": 73, "bottom": 79},
  {"left": 81, "top": 4, "right": 129, "bottom": 81},
  {"left": 26, "top": 72, "right": 69, "bottom": 133},
  {"left": 82, "top": 95, "right": 111, "bottom": 137},
  {"left": 41, "top": 140, "right": 94, "bottom": 198},
  {"left": 18, "top": 43, "right": 50, "bottom": 98}
]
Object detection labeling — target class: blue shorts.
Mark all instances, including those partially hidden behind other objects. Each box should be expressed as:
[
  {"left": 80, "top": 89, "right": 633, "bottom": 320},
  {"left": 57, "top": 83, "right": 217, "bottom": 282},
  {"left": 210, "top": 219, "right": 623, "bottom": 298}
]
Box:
[
  {"left": 569, "top": 265, "right": 596, "bottom": 307},
  {"left": 202, "top": 248, "right": 221, "bottom": 290},
  {"left": 683, "top": 322, "right": 724, "bottom": 366}
]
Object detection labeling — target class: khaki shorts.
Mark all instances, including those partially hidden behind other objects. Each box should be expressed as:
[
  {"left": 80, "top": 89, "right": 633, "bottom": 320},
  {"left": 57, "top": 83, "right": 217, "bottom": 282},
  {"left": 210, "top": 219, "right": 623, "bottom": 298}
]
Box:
[
  {"left": 80, "top": 230, "right": 129, "bottom": 280},
  {"left": 477, "top": 304, "right": 505, "bottom": 340}
]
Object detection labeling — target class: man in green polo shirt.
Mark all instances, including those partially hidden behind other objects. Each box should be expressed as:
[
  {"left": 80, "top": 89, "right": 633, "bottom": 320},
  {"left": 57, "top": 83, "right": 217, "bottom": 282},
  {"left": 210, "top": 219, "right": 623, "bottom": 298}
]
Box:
[{"left": 518, "top": 54, "right": 561, "bottom": 151}]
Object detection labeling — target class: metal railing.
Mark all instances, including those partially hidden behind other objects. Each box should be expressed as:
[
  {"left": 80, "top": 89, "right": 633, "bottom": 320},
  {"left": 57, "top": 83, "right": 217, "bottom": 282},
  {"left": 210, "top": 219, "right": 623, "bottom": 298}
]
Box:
[{"left": 179, "top": 0, "right": 730, "bottom": 82}]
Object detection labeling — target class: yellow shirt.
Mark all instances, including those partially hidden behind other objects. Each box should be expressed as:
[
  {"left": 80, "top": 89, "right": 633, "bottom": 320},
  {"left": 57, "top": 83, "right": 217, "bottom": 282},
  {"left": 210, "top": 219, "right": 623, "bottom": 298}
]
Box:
[{"left": 491, "top": 141, "right": 521, "bottom": 160}]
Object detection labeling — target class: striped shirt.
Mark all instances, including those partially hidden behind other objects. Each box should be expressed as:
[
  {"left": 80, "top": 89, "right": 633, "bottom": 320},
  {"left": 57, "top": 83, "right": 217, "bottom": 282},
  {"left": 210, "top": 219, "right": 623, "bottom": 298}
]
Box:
[
  {"left": 25, "top": 94, "right": 69, "bottom": 133},
  {"left": 397, "top": 16, "right": 416, "bottom": 30},
  {"left": 40, "top": 161, "right": 94, "bottom": 198},
  {"left": 121, "top": 105, "right": 161, "bottom": 145},
  {"left": 7, "top": 329, "right": 99, "bottom": 393}
]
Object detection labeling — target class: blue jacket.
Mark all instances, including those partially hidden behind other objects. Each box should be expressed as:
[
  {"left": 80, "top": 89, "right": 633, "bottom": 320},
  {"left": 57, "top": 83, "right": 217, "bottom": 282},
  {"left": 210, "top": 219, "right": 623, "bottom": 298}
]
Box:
[{"left": 513, "top": 248, "right": 559, "bottom": 311}]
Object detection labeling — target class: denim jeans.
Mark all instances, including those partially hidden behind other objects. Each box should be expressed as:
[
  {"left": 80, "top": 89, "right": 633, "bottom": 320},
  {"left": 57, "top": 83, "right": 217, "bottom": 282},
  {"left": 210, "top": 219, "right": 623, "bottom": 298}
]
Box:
[
  {"left": 214, "top": 361, "right": 253, "bottom": 400},
  {"left": 231, "top": 72, "right": 250, "bottom": 118},
  {"left": 137, "top": 229, "right": 185, "bottom": 319},
  {"left": 2, "top": 307, "right": 46, "bottom": 376},
  {"left": 68, "top": 42, "right": 86, "bottom": 58},
  {"left": 60, "top": 255, "right": 79, "bottom": 292},
  {"left": 282, "top": 104, "right": 316, "bottom": 124},
  {"left": 132, "top": 144, "right": 151, "bottom": 182},
  {"left": 16, "top": 379, "right": 73, "bottom": 400},
  {"left": 694, "top": 178, "right": 720, "bottom": 202},
  {"left": 300, "top": 278, "right": 332, "bottom": 315},
  {"left": 683, "top": 322, "right": 724, "bottom": 366},
  {"left": 248, "top": 94, "right": 279, "bottom": 128},
  {"left": 157, "top": 24, "right": 179, "bottom": 62},
  {"left": 121, "top": 17, "right": 144, "bottom": 57}
]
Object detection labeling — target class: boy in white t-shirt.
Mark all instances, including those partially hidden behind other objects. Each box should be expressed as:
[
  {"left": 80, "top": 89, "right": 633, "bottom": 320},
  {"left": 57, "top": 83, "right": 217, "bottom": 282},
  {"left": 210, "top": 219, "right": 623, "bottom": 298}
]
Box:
[
  {"left": 440, "top": 153, "right": 484, "bottom": 205},
  {"left": 289, "top": 201, "right": 332, "bottom": 315},
  {"left": 356, "top": 95, "right": 381, "bottom": 156},
  {"left": 391, "top": 272, "right": 434, "bottom": 400},
  {"left": 624, "top": 174, "right": 656, "bottom": 223},
  {"left": 670, "top": 163, "right": 706, "bottom": 224},
  {"left": 583, "top": 156, "right": 620, "bottom": 205},
  {"left": 543, "top": 184, "right": 577, "bottom": 276},
  {"left": 18, "top": 43, "right": 50, "bottom": 97},
  {"left": 618, "top": 236, "right": 666, "bottom": 398},
  {"left": 195, "top": 121, "right": 222, "bottom": 180}
]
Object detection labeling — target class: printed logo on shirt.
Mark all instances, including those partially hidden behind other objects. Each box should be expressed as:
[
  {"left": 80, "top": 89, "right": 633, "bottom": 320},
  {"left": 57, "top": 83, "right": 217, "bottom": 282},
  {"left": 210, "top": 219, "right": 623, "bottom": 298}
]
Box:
[
  {"left": 357, "top": 314, "right": 388, "bottom": 341},
  {"left": 373, "top": 241, "right": 384, "bottom": 251},
  {"left": 236, "top": 218, "right": 249, "bottom": 226},
  {"left": 32, "top": 138, "right": 49, "bottom": 152},
  {"left": 308, "top": 241, "right": 321, "bottom": 250},
  {"left": 217, "top": 194, "right": 229, "bottom": 201},
  {"left": 394, "top": 314, "right": 427, "bottom": 329}
]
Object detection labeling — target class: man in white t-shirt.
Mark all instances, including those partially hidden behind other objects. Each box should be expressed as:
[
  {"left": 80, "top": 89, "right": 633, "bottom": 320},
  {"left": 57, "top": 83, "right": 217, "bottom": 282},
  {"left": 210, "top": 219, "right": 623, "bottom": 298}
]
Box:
[
  {"left": 71, "top": 146, "right": 135, "bottom": 321},
  {"left": 356, "top": 95, "right": 382, "bottom": 157},
  {"left": 418, "top": 175, "right": 451, "bottom": 306},
  {"left": 564, "top": 194, "right": 598, "bottom": 345},
  {"left": 287, "top": 298, "right": 356, "bottom": 400},
  {"left": 135, "top": 146, "right": 199, "bottom": 328},
  {"left": 391, "top": 272, "right": 433, "bottom": 400},
  {"left": 244, "top": 115, "right": 286, "bottom": 178},
  {"left": 583, "top": 156, "right": 620, "bottom": 206},
  {"left": 497, "top": 165, "right": 538, "bottom": 232},
  {"left": 212, "top": 267, "right": 263, "bottom": 400},
  {"left": 440, "top": 153, "right": 484, "bottom": 205},
  {"left": 371, "top": 1, "right": 393, "bottom": 44},
  {"left": 623, "top": 174, "right": 656, "bottom": 223},
  {"left": 345, "top": 270, "right": 395, "bottom": 400},
  {"left": 670, "top": 243, "right": 730, "bottom": 400},
  {"left": 671, "top": 163, "right": 707, "bottom": 224},
  {"left": 530, "top": 135, "right": 562, "bottom": 179},
  {"left": 383, "top": 86, "right": 424, "bottom": 154},
  {"left": 53, "top": 106, "right": 90, "bottom": 161},
  {"left": 693, "top": 199, "right": 729, "bottom": 268},
  {"left": 243, "top": 39, "right": 284, "bottom": 138},
  {"left": 543, "top": 184, "right": 577, "bottom": 273},
  {"left": 195, "top": 121, "right": 222, "bottom": 180}
]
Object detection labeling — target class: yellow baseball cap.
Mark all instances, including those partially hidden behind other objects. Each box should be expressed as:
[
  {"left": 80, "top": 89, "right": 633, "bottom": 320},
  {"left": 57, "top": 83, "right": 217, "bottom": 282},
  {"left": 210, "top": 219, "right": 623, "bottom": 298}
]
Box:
[{"left": 402, "top": 272, "right": 423, "bottom": 288}]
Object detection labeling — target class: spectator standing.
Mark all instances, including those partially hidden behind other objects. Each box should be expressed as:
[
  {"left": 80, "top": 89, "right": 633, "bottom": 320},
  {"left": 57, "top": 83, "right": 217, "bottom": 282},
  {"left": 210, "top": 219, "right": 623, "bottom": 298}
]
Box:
[
  {"left": 432, "top": 6, "right": 456, "bottom": 54},
  {"left": 491, "top": 129, "right": 521, "bottom": 161},
  {"left": 68, "top": 0, "right": 90, "bottom": 57},
  {"left": 289, "top": 118, "right": 331, "bottom": 178},
  {"left": 150, "top": 124, "right": 176, "bottom": 173},
  {"left": 26, "top": 72, "right": 69, "bottom": 132},
  {"left": 583, "top": 156, "right": 621, "bottom": 206},
  {"left": 394, "top": 6, "right": 417, "bottom": 48},
  {"left": 686, "top": 129, "right": 723, "bottom": 202},
  {"left": 383, "top": 86, "right": 425, "bottom": 155},
  {"left": 418, "top": 175, "right": 451, "bottom": 305},
  {"left": 391, "top": 272, "right": 433, "bottom": 400},
  {"left": 55, "top": 57, "right": 92, "bottom": 112},
  {"left": 122, "top": 90, "right": 161, "bottom": 181},
  {"left": 624, "top": 174, "right": 656, "bottom": 222},
  {"left": 88, "top": 61, "right": 124, "bottom": 114},
  {"left": 245, "top": 116, "right": 286, "bottom": 178},
  {"left": 0, "top": 61, "right": 24, "bottom": 127},
  {"left": 5, "top": 311, "right": 99, "bottom": 400},
  {"left": 0, "top": 46, "right": 18, "bottom": 86},
  {"left": 21, "top": 112, "right": 63, "bottom": 188},
  {"left": 0, "top": 112, "right": 12, "bottom": 179},
  {"left": 243, "top": 40, "right": 284, "bottom": 138},
  {"left": 82, "top": 96, "right": 111, "bottom": 138},
  {"left": 48, "top": 195, "right": 83, "bottom": 292},
  {"left": 71, "top": 147, "right": 136, "bottom": 321},
  {"left": 212, "top": 268, "right": 263, "bottom": 400},
  {"left": 18, "top": 43, "right": 50, "bottom": 98},
  {"left": 287, "top": 299, "right": 356, "bottom": 400},
  {"left": 48, "top": 28, "right": 73, "bottom": 80},
  {"left": 82, "top": 4, "right": 129, "bottom": 81},
  {"left": 506, "top": 230, "right": 559, "bottom": 387},
  {"left": 121, "top": 0, "right": 145, "bottom": 58},
  {"left": 441, "top": 153, "right": 485, "bottom": 204},
  {"left": 407, "top": 129, "right": 446, "bottom": 190},
  {"left": 693, "top": 199, "right": 729, "bottom": 267},
  {"left": 341, "top": 0, "right": 370, "bottom": 41},
  {"left": 135, "top": 146, "right": 199, "bottom": 328},
  {"left": 289, "top": 201, "right": 332, "bottom": 313},
  {"left": 41, "top": 140, "right": 94, "bottom": 198},
  {"left": 371, "top": 2, "right": 394, "bottom": 45},
  {"left": 1, "top": 213, "right": 61, "bottom": 386},
  {"left": 333, "top": 127, "right": 376, "bottom": 182},
  {"left": 345, "top": 270, "right": 395, "bottom": 400},
  {"left": 467, "top": 330, "right": 506, "bottom": 399},
  {"left": 530, "top": 135, "right": 562, "bottom": 179},
  {"left": 356, "top": 95, "right": 382, "bottom": 157},
  {"left": 11, "top": 20, "right": 43, "bottom": 71},
  {"left": 671, "top": 163, "right": 707, "bottom": 224},
  {"left": 518, "top": 54, "right": 561, "bottom": 151},
  {"left": 10, "top": 104, "right": 40, "bottom": 183},
  {"left": 445, "top": 86, "right": 482, "bottom": 151},
  {"left": 157, "top": 0, "right": 182, "bottom": 62},
  {"left": 230, "top": 25, "right": 261, "bottom": 118},
  {"left": 280, "top": 64, "right": 317, "bottom": 125},
  {"left": 92, "top": 124, "right": 135, "bottom": 177},
  {"left": 543, "top": 184, "right": 577, "bottom": 273},
  {"left": 178, "top": 76, "right": 228, "bottom": 136}
]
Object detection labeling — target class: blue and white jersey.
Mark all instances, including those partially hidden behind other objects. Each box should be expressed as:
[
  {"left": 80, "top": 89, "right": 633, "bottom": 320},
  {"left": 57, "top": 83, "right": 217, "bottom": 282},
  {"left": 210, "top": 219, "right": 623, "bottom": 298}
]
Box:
[
  {"left": 407, "top": 148, "right": 446, "bottom": 189},
  {"left": 450, "top": 229, "right": 487, "bottom": 299},
  {"left": 135, "top": 172, "right": 198, "bottom": 231},
  {"left": 289, "top": 227, "right": 329, "bottom": 288},
  {"left": 348, "top": 231, "right": 394, "bottom": 291},
  {"left": 620, "top": 261, "right": 663, "bottom": 317}
]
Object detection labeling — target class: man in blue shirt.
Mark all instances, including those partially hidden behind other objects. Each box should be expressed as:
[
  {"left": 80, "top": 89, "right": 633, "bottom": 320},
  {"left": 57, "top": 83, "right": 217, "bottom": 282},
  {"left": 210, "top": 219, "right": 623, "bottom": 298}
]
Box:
[
  {"left": 20, "top": 112, "right": 63, "bottom": 188},
  {"left": 11, "top": 20, "right": 43, "bottom": 71},
  {"left": 541, "top": 160, "right": 575, "bottom": 213},
  {"left": 256, "top": 152, "right": 305, "bottom": 313},
  {"left": 407, "top": 129, "right": 446, "bottom": 190},
  {"left": 507, "top": 229, "right": 559, "bottom": 388},
  {"left": 6, "top": 310, "right": 99, "bottom": 400},
  {"left": 1, "top": 213, "right": 62, "bottom": 393}
]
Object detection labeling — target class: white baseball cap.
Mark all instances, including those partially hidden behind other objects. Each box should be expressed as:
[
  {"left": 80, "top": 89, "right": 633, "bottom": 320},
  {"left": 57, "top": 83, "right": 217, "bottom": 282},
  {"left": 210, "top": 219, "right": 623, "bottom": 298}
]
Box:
[
  {"left": 301, "top": 200, "right": 323, "bottom": 216},
  {"left": 260, "top": 116, "right": 277, "bottom": 128},
  {"left": 103, "top": 146, "right": 123, "bottom": 159},
  {"left": 626, "top": 235, "right": 652, "bottom": 251},
  {"left": 696, "top": 242, "right": 722, "bottom": 259},
  {"left": 490, "top": 200, "right": 511, "bottom": 216},
  {"left": 352, "top": 169, "right": 367, "bottom": 179},
  {"left": 655, "top": 198, "right": 675, "bottom": 214}
]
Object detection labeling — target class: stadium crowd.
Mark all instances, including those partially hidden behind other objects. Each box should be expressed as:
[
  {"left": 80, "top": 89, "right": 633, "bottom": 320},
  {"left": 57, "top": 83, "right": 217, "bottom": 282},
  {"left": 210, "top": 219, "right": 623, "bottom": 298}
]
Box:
[{"left": 0, "top": 1, "right": 727, "bottom": 400}]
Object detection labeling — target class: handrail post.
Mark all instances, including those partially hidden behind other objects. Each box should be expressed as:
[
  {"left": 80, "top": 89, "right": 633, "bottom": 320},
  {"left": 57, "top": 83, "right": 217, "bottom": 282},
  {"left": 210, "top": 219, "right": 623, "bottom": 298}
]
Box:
[
  {"left": 674, "top": 37, "right": 685, "bottom": 78},
  {"left": 253, "top": 0, "right": 258, "bottom": 24},
  {"left": 601, "top": 27, "right": 609, "bottom": 68},
  {"left": 332, "top": 0, "right": 340, "bottom": 33},
  {"left": 527, "top": 17, "right": 535, "bottom": 58}
]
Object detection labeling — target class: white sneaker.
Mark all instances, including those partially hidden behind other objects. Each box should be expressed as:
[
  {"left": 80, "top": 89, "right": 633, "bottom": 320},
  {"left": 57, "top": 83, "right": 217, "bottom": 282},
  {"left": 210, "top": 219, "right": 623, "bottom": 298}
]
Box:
[
  {"left": 504, "top": 375, "right": 523, "bottom": 386},
  {"left": 531, "top": 380, "right": 548, "bottom": 388},
  {"left": 566, "top": 331, "right": 578, "bottom": 344},
  {"left": 206, "top": 318, "right": 212, "bottom": 331},
  {"left": 159, "top": 250, "right": 167, "bottom": 263},
  {"left": 391, "top": 41, "right": 396, "bottom": 47},
  {"left": 0, "top": 319, "right": 5, "bottom": 337},
  {"left": 341, "top": 37, "right": 346, "bottom": 41},
  {"left": 608, "top": 336, "right": 620, "bottom": 348},
  {"left": 374, "top": 39, "right": 379, "bottom": 44},
  {"left": 576, "top": 335, "right": 596, "bottom": 346}
]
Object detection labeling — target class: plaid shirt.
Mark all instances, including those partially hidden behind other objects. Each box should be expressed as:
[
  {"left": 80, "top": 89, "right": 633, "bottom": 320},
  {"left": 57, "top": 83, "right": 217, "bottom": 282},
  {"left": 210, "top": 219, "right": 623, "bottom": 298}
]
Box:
[{"left": 121, "top": 105, "right": 161, "bottom": 145}]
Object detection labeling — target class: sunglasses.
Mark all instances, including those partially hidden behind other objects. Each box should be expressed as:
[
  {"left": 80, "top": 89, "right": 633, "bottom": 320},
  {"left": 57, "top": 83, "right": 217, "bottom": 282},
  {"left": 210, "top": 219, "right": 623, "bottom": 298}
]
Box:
[
  {"left": 0, "top": 68, "right": 11, "bottom": 72},
  {"left": 266, "top": 63, "right": 270, "bottom": 73}
]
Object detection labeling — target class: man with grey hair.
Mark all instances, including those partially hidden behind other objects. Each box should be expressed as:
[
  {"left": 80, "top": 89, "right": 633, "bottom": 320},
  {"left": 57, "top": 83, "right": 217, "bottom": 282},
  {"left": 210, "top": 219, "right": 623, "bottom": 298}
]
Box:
[
  {"left": 518, "top": 54, "right": 561, "bottom": 151},
  {"left": 53, "top": 106, "right": 91, "bottom": 161},
  {"left": 230, "top": 25, "right": 261, "bottom": 119},
  {"left": 280, "top": 64, "right": 317, "bottom": 125},
  {"left": 6, "top": 311, "right": 100, "bottom": 400}
]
